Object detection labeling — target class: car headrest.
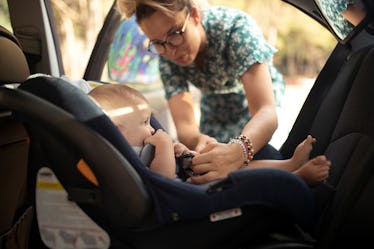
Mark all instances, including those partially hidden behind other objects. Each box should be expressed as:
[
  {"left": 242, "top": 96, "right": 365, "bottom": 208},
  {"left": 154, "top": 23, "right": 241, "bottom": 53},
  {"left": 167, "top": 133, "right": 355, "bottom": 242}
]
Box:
[{"left": 0, "top": 25, "right": 30, "bottom": 85}]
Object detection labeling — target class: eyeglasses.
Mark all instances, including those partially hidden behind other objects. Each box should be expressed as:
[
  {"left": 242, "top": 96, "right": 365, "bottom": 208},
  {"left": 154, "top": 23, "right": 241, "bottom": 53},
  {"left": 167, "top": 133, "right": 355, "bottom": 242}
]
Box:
[{"left": 147, "top": 11, "right": 190, "bottom": 55}]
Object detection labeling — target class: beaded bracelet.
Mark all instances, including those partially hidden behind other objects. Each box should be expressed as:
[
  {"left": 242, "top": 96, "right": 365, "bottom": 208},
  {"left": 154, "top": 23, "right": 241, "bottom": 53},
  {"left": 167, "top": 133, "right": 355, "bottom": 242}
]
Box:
[
  {"left": 228, "top": 138, "right": 248, "bottom": 166},
  {"left": 228, "top": 135, "right": 254, "bottom": 166},
  {"left": 237, "top": 134, "right": 254, "bottom": 162}
]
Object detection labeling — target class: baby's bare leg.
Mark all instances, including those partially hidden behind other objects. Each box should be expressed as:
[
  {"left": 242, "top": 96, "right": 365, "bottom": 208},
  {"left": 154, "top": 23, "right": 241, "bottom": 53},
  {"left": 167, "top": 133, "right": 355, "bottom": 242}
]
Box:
[
  {"left": 288, "top": 135, "right": 316, "bottom": 171},
  {"left": 294, "top": 155, "right": 331, "bottom": 186},
  {"left": 246, "top": 135, "right": 317, "bottom": 172}
]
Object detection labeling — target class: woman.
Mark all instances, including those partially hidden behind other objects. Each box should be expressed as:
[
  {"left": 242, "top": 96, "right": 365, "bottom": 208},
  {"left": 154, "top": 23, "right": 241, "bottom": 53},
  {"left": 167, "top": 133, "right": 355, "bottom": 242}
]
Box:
[{"left": 118, "top": 0, "right": 285, "bottom": 184}]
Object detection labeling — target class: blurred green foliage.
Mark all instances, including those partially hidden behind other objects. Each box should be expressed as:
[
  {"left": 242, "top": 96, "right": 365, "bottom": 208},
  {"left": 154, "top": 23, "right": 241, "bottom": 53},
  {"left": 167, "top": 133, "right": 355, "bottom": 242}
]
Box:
[
  {"left": 210, "top": 0, "right": 337, "bottom": 77},
  {"left": 0, "top": 0, "right": 11, "bottom": 31},
  {"left": 0, "top": 0, "right": 337, "bottom": 78}
]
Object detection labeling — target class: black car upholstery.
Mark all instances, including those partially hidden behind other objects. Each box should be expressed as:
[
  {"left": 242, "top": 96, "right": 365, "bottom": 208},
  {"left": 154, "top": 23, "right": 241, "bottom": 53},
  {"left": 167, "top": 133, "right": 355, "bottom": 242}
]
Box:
[{"left": 280, "top": 19, "right": 374, "bottom": 249}]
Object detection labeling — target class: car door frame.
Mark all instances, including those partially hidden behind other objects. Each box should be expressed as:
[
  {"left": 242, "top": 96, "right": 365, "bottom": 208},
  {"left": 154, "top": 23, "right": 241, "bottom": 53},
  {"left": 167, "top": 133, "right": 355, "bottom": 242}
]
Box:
[{"left": 7, "top": 0, "right": 64, "bottom": 76}]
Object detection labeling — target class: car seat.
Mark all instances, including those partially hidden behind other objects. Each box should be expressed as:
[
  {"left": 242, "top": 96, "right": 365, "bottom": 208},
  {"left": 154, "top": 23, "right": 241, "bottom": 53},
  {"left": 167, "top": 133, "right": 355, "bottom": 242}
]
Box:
[
  {"left": 0, "top": 23, "right": 316, "bottom": 249},
  {"left": 0, "top": 74, "right": 316, "bottom": 249},
  {"left": 0, "top": 25, "right": 33, "bottom": 249}
]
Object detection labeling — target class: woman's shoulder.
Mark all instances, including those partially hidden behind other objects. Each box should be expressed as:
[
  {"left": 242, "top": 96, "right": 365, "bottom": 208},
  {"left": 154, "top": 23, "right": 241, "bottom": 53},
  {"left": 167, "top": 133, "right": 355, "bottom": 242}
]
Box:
[
  {"left": 202, "top": 6, "right": 256, "bottom": 32},
  {"left": 203, "top": 6, "right": 253, "bottom": 22}
]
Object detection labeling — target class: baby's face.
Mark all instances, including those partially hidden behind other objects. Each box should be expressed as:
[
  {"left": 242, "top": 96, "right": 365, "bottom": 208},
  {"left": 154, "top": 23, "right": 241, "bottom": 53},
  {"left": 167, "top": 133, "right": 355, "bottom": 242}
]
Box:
[{"left": 114, "top": 100, "right": 155, "bottom": 147}]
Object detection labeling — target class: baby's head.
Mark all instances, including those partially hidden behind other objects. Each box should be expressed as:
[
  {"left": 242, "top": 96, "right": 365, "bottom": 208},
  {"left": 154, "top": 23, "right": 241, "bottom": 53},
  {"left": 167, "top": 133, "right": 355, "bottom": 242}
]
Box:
[{"left": 89, "top": 84, "right": 155, "bottom": 147}]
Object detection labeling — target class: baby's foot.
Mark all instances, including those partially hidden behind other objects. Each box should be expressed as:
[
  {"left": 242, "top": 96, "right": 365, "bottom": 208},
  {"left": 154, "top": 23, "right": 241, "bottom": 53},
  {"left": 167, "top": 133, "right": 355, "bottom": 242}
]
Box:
[
  {"left": 294, "top": 155, "right": 331, "bottom": 186},
  {"left": 290, "top": 135, "right": 317, "bottom": 171}
]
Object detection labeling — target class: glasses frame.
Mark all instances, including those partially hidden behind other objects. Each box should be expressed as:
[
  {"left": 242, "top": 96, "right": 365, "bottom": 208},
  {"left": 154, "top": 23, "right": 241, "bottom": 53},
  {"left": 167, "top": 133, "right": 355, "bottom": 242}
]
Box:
[{"left": 147, "top": 11, "right": 190, "bottom": 55}]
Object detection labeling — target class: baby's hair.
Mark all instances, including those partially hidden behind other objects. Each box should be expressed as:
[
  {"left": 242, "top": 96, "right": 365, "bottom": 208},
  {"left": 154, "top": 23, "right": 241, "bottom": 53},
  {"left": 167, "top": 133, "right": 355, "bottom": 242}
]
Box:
[{"left": 88, "top": 84, "right": 148, "bottom": 115}]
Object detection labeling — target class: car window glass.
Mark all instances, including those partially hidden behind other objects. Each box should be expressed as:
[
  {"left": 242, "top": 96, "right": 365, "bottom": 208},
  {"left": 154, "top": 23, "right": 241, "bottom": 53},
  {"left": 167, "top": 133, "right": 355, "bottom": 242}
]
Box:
[
  {"left": 107, "top": 15, "right": 160, "bottom": 85},
  {"left": 105, "top": 3, "right": 211, "bottom": 87},
  {"left": 50, "top": 1, "right": 112, "bottom": 79},
  {"left": 0, "top": 0, "right": 12, "bottom": 31},
  {"left": 314, "top": 0, "right": 366, "bottom": 40}
]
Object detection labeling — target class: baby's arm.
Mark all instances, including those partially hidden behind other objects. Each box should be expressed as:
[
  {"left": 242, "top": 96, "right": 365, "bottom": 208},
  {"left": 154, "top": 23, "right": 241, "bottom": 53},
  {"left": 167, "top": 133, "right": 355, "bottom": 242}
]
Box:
[{"left": 144, "top": 129, "right": 176, "bottom": 179}]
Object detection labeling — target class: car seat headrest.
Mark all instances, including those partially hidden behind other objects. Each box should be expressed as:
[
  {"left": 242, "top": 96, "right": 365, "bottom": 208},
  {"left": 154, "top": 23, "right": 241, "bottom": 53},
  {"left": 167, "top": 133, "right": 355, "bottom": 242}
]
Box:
[{"left": 0, "top": 26, "right": 30, "bottom": 85}]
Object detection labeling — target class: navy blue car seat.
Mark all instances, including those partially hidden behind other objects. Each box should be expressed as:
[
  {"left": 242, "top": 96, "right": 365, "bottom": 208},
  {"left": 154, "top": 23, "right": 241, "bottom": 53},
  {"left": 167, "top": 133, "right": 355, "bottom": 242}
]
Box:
[{"left": 0, "top": 75, "right": 316, "bottom": 249}]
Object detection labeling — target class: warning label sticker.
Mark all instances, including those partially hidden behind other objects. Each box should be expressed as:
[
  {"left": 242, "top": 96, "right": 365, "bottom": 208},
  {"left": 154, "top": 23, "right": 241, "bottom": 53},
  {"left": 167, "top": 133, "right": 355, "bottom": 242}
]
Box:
[{"left": 36, "top": 167, "right": 110, "bottom": 249}]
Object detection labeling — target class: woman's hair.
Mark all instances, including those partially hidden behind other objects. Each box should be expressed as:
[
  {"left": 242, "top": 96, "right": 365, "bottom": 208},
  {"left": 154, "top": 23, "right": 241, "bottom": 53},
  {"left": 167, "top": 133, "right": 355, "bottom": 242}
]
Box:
[{"left": 117, "top": 0, "right": 207, "bottom": 21}]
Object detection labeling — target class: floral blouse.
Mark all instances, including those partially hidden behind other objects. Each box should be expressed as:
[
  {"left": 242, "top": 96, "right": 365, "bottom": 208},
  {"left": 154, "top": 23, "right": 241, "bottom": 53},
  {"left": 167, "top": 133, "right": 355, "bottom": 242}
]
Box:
[
  {"left": 317, "top": 0, "right": 354, "bottom": 39},
  {"left": 159, "top": 6, "right": 285, "bottom": 142}
]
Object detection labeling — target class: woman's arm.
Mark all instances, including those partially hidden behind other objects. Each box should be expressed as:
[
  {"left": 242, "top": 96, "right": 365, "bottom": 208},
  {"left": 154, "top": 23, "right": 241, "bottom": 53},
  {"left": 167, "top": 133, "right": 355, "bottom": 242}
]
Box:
[
  {"left": 342, "top": 3, "right": 366, "bottom": 26},
  {"left": 168, "top": 92, "right": 216, "bottom": 151},
  {"left": 240, "top": 62, "right": 278, "bottom": 153},
  {"left": 190, "top": 62, "right": 278, "bottom": 184}
]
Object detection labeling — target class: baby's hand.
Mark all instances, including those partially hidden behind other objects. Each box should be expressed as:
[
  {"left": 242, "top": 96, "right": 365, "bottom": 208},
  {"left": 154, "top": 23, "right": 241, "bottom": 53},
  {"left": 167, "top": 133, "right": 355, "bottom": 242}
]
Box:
[{"left": 144, "top": 129, "right": 173, "bottom": 148}]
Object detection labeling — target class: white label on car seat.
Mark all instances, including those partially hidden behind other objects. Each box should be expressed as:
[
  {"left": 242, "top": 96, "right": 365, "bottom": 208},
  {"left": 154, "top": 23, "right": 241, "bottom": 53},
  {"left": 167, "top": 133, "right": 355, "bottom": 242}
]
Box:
[
  {"left": 36, "top": 167, "right": 110, "bottom": 249},
  {"left": 210, "top": 208, "right": 242, "bottom": 222}
]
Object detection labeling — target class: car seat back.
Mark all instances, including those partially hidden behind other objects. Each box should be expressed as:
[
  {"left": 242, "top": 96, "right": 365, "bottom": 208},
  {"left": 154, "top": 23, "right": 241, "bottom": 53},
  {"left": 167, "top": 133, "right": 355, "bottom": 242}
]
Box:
[
  {"left": 0, "top": 25, "right": 33, "bottom": 249},
  {"left": 312, "top": 43, "right": 374, "bottom": 249},
  {"left": 280, "top": 18, "right": 374, "bottom": 248},
  {"left": 0, "top": 26, "right": 30, "bottom": 84}
]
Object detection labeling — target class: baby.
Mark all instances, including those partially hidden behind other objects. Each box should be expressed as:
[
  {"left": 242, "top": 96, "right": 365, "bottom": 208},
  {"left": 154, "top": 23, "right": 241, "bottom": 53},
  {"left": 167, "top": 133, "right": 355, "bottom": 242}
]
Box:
[{"left": 89, "top": 84, "right": 330, "bottom": 185}]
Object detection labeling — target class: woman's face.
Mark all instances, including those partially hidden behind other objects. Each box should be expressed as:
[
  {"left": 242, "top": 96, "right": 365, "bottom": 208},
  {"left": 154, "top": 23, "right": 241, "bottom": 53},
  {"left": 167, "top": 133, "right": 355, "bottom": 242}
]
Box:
[{"left": 139, "top": 8, "right": 203, "bottom": 66}]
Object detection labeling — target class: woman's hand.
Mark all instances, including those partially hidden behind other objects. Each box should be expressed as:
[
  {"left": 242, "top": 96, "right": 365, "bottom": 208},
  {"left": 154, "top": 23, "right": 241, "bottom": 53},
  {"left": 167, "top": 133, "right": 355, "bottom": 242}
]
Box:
[
  {"left": 174, "top": 142, "right": 197, "bottom": 157},
  {"left": 194, "top": 134, "right": 218, "bottom": 153},
  {"left": 189, "top": 142, "right": 244, "bottom": 184}
]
